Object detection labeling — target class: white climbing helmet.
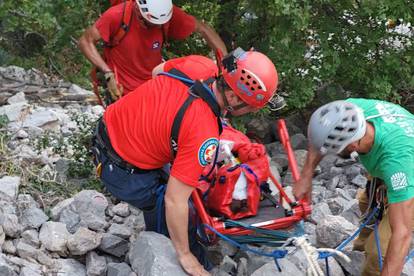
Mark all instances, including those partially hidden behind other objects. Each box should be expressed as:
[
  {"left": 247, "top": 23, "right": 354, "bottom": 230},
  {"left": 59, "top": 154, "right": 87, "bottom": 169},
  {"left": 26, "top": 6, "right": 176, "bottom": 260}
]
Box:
[
  {"left": 136, "top": 0, "right": 173, "bottom": 25},
  {"left": 308, "top": 100, "right": 367, "bottom": 155}
]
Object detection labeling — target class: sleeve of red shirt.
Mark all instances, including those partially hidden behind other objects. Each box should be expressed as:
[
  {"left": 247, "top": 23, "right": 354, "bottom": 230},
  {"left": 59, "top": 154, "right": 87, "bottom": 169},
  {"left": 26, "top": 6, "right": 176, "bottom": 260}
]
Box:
[
  {"left": 167, "top": 5, "right": 196, "bottom": 40},
  {"left": 94, "top": 4, "right": 124, "bottom": 43},
  {"left": 170, "top": 103, "right": 219, "bottom": 187},
  {"left": 163, "top": 55, "right": 218, "bottom": 80}
]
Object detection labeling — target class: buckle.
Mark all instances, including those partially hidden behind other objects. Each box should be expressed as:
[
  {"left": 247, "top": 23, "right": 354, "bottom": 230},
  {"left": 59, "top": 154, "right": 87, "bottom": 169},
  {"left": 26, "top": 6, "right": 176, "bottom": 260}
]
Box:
[{"left": 222, "top": 47, "right": 246, "bottom": 72}]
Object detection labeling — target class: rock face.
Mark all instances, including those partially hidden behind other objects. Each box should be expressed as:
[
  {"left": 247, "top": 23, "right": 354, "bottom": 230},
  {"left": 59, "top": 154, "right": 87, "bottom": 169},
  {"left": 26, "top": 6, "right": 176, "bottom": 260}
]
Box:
[
  {"left": 58, "top": 190, "right": 108, "bottom": 233},
  {"left": 316, "top": 215, "right": 357, "bottom": 248},
  {"left": 67, "top": 227, "right": 102, "bottom": 255},
  {"left": 0, "top": 176, "right": 20, "bottom": 200},
  {"left": 0, "top": 65, "right": 413, "bottom": 276},
  {"left": 54, "top": 258, "right": 86, "bottom": 276},
  {"left": 39, "top": 221, "right": 70, "bottom": 254},
  {"left": 251, "top": 259, "right": 304, "bottom": 276},
  {"left": 86, "top": 251, "right": 107, "bottom": 276},
  {"left": 98, "top": 233, "right": 129, "bottom": 258},
  {"left": 129, "top": 232, "right": 186, "bottom": 276}
]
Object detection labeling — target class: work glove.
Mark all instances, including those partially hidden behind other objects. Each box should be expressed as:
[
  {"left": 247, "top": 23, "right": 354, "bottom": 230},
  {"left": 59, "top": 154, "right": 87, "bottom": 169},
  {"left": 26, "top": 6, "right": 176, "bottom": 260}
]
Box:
[{"left": 104, "top": 71, "right": 122, "bottom": 101}]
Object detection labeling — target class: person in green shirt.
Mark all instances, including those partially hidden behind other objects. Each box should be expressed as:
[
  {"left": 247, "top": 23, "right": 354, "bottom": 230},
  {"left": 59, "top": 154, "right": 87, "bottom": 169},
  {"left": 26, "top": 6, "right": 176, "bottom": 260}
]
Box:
[{"left": 293, "top": 98, "right": 414, "bottom": 276}]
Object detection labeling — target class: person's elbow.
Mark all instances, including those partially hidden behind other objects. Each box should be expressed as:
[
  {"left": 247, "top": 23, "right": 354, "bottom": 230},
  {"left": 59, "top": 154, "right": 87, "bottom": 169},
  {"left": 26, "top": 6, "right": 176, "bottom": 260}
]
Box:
[
  {"left": 78, "top": 26, "right": 100, "bottom": 51},
  {"left": 78, "top": 33, "right": 87, "bottom": 51},
  {"left": 152, "top": 63, "right": 166, "bottom": 78}
]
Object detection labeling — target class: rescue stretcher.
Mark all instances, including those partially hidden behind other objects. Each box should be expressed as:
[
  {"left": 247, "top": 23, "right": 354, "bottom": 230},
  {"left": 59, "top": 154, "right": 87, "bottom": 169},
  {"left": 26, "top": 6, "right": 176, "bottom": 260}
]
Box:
[{"left": 191, "top": 119, "right": 312, "bottom": 242}]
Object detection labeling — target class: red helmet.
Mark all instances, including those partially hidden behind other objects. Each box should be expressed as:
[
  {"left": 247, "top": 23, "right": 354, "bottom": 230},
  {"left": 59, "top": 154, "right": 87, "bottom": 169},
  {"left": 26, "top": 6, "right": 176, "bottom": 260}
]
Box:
[{"left": 220, "top": 48, "right": 278, "bottom": 108}]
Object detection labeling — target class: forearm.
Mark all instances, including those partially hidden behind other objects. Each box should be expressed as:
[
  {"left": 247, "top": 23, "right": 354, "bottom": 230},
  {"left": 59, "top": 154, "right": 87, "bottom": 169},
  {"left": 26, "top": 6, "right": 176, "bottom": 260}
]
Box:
[
  {"left": 78, "top": 39, "right": 110, "bottom": 72},
  {"left": 302, "top": 145, "right": 323, "bottom": 179},
  {"left": 381, "top": 231, "right": 411, "bottom": 275},
  {"left": 196, "top": 20, "right": 227, "bottom": 55},
  {"left": 165, "top": 188, "right": 191, "bottom": 256},
  {"left": 382, "top": 199, "right": 414, "bottom": 275},
  {"left": 78, "top": 27, "right": 111, "bottom": 72}
]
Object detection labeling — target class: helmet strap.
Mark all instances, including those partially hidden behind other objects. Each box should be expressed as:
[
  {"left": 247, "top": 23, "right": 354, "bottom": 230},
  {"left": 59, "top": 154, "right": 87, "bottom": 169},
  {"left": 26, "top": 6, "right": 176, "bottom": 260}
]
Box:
[{"left": 217, "top": 76, "right": 247, "bottom": 114}]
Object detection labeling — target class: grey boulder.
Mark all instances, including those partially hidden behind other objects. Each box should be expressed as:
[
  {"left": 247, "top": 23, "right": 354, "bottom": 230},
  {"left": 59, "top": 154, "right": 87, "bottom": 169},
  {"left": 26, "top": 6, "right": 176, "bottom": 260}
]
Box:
[{"left": 129, "top": 231, "right": 186, "bottom": 276}]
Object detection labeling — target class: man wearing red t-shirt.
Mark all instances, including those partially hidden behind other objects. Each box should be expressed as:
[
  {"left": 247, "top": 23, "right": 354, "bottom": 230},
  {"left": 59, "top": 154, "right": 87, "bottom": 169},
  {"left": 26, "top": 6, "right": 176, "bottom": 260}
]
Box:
[
  {"left": 92, "top": 48, "right": 278, "bottom": 275},
  {"left": 79, "top": 0, "right": 227, "bottom": 102}
]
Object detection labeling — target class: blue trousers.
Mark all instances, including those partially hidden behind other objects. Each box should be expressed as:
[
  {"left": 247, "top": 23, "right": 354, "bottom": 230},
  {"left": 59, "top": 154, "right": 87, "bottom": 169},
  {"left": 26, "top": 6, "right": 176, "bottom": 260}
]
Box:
[{"left": 94, "top": 149, "right": 212, "bottom": 270}]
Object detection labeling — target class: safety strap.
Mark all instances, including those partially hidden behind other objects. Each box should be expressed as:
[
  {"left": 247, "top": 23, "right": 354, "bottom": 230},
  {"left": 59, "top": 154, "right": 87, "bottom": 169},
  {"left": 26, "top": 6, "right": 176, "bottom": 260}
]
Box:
[
  {"left": 90, "top": 67, "right": 105, "bottom": 107},
  {"left": 159, "top": 69, "right": 222, "bottom": 158},
  {"left": 109, "top": 0, "right": 134, "bottom": 47}
]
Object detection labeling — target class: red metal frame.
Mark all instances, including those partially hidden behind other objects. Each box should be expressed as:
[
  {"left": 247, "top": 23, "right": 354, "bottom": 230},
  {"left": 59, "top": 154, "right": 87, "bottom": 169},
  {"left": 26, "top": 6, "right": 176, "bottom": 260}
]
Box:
[{"left": 192, "top": 119, "right": 311, "bottom": 240}]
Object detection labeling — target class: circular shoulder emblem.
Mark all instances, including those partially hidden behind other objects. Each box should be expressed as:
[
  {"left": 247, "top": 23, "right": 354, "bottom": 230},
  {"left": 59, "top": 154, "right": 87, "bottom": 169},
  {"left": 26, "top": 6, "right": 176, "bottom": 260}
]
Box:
[{"left": 198, "top": 138, "right": 219, "bottom": 166}]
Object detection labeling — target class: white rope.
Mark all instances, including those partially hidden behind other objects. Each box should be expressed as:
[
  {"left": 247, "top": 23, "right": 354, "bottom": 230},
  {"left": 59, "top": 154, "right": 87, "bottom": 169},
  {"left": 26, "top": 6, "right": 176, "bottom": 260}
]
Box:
[
  {"left": 316, "top": 248, "right": 351, "bottom": 263},
  {"left": 293, "top": 237, "right": 325, "bottom": 276},
  {"left": 285, "top": 236, "right": 352, "bottom": 276}
]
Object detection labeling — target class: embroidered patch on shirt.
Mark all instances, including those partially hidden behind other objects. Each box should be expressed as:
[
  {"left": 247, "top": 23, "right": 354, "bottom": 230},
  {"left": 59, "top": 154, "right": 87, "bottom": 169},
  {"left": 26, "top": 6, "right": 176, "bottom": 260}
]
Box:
[
  {"left": 390, "top": 172, "right": 408, "bottom": 191},
  {"left": 198, "top": 138, "right": 219, "bottom": 166},
  {"left": 152, "top": 41, "right": 161, "bottom": 50}
]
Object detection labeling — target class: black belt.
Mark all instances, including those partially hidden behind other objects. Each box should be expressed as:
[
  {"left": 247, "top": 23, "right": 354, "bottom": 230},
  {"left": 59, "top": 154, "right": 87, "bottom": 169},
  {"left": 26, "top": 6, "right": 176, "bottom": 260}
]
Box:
[{"left": 94, "top": 118, "right": 153, "bottom": 174}]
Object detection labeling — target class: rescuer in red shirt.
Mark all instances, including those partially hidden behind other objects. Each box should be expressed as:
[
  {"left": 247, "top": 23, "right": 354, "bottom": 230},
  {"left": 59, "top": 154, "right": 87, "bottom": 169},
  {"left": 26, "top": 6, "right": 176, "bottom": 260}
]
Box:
[
  {"left": 78, "top": 0, "right": 227, "bottom": 102},
  {"left": 92, "top": 48, "right": 278, "bottom": 275}
]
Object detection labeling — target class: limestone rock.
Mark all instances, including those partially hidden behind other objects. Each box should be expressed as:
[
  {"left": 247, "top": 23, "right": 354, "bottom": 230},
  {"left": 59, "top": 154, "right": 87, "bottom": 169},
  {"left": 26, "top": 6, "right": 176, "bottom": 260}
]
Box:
[
  {"left": 19, "top": 207, "right": 49, "bottom": 231},
  {"left": 219, "top": 255, "right": 237, "bottom": 274},
  {"left": 0, "top": 102, "right": 29, "bottom": 122},
  {"left": 290, "top": 133, "right": 307, "bottom": 150},
  {"left": 112, "top": 203, "right": 130, "bottom": 218},
  {"left": 22, "top": 109, "right": 59, "bottom": 129},
  {"left": 67, "top": 227, "right": 102, "bottom": 255},
  {"left": 21, "top": 229, "right": 40, "bottom": 248},
  {"left": 107, "top": 224, "right": 132, "bottom": 240},
  {"left": 2, "top": 214, "right": 22, "bottom": 238},
  {"left": 59, "top": 190, "right": 108, "bottom": 233},
  {"left": 0, "top": 254, "right": 17, "bottom": 276},
  {"left": 107, "top": 262, "right": 133, "bottom": 276},
  {"left": 310, "top": 202, "right": 332, "bottom": 224},
  {"left": 0, "top": 176, "right": 20, "bottom": 200},
  {"left": 316, "top": 215, "right": 357, "bottom": 248},
  {"left": 98, "top": 233, "right": 129, "bottom": 258},
  {"left": 335, "top": 249, "right": 365, "bottom": 276},
  {"left": 19, "top": 266, "right": 43, "bottom": 276},
  {"left": 0, "top": 226, "right": 5, "bottom": 247},
  {"left": 39, "top": 221, "right": 69, "bottom": 254},
  {"left": 16, "top": 241, "right": 38, "bottom": 260},
  {"left": 54, "top": 258, "right": 86, "bottom": 276},
  {"left": 2, "top": 240, "right": 16, "bottom": 255},
  {"left": 86, "top": 251, "right": 107, "bottom": 276},
  {"left": 129, "top": 231, "right": 186, "bottom": 276},
  {"left": 7, "top": 92, "right": 27, "bottom": 104},
  {"left": 351, "top": 174, "right": 367, "bottom": 188},
  {"left": 251, "top": 259, "right": 304, "bottom": 276}
]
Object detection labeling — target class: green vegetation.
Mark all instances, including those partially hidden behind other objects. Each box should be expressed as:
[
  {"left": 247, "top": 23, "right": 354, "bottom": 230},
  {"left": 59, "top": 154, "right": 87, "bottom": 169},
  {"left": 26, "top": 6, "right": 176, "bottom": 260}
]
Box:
[
  {"left": 1, "top": 0, "right": 412, "bottom": 111},
  {"left": 0, "top": 111, "right": 101, "bottom": 208},
  {"left": 0, "top": 0, "right": 413, "bottom": 206}
]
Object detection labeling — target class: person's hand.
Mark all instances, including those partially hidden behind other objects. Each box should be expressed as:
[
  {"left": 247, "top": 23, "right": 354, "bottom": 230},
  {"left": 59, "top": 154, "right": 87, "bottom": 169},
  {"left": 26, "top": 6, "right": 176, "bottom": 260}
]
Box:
[
  {"left": 178, "top": 252, "right": 210, "bottom": 276},
  {"left": 104, "top": 71, "right": 122, "bottom": 101},
  {"left": 293, "top": 176, "right": 312, "bottom": 202}
]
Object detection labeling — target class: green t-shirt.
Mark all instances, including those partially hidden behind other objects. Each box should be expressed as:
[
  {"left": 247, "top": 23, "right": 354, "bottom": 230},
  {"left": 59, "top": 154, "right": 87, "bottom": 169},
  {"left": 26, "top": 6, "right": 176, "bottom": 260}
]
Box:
[{"left": 346, "top": 98, "right": 414, "bottom": 203}]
